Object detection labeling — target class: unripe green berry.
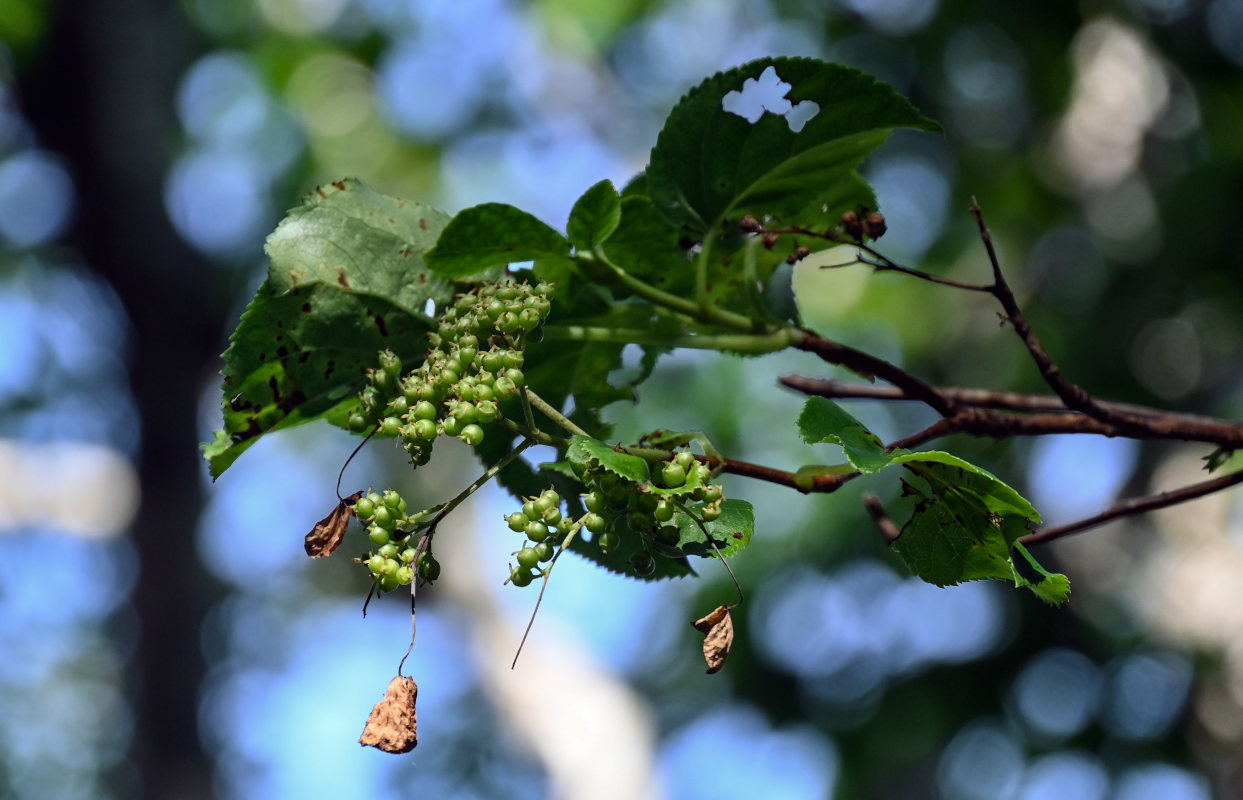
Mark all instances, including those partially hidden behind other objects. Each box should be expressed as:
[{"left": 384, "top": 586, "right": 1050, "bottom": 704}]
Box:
[
  {"left": 518, "top": 307, "right": 542, "bottom": 330},
  {"left": 400, "top": 547, "right": 417, "bottom": 564},
  {"left": 661, "top": 462, "right": 687, "bottom": 488},
  {"left": 387, "top": 395, "right": 409, "bottom": 416},
  {"left": 368, "top": 554, "right": 386, "bottom": 574},
  {"left": 396, "top": 565, "right": 415, "bottom": 585},
  {"left": 703, "top": 485, "right": 723, "bottom": 504},
  {"left": 412, "top": 400, "right": 437, "bottom": 420},
  {"left": 522, "top": 500, "right": 538, "bottom": 519},
  {"left": 584, "top": 492, "right": 605, "bottom": 514},
  {"left": 504, "top": 368, "right": 524, "bottom": 386},
  {"left": 349, "top": 412, "right": 370, "bottom": 432},
  {"left": 653, "top": 500, "right": 674, "bottom": 523},
  {"left": 507, "top": 512, "right": 529, "bottom": 532},
  {"left": 598, "top": 530, "right": 620, "bottom": 553},
  {"left": 629, "top": 551, "right": 656, "bottom": 577},
  {"left": 493, "top": 377, "right": 518, "bottom": 399},
  {"left": 674, "top": 451, "right": 695, "bottom": 470},
  {"left": 417, "top": 551, "right": 441, "bottom": 581},
  {"left": 378, "top": 543, "right": 400, "bottom": 559},
  {"left": 383, "top": 490, "right": 402, "bottom": 509},
  {"left": 701, "top": 503, "right": 722, "bottom": 522},
  {"left": 542, "top": 506, "right": 562, "bottom": 526},
  {"left": 516, "top": 547, "right": 540, "bottom": 569},
  {"left": 369, "top": 525, "right": 390, "bottom": 545},
  {"left": 525, "top": 520, "right": 549, "bottom": 542},
  {"left": 459, "top": 423, "right": 484, "bottom": 446},
  {"left": 475, "top": 400, "right": 499, "bottom": 422},
  {"left": 354, "top": 496, "right": 375, "bottom": 520},
  {"left": 534, "top": 541, "right": 554, "bottom": 562},
  {"left": 557, "top": 517, "right": 574, "bottom": 535},
  {"left": 442, "top": 416, "right": 462, "bottom": 437},
  {"left": 510, "top": 566, "right": 534, "bottom": 587},
  {"left": 584, "top": 513, "right": 607, "bottom": 534},
  {"left": 373, "top": 505, "right": 395, "bottom": 530},
  {"left": 411, "top": 418, "right": 437, "bottom": 441}
]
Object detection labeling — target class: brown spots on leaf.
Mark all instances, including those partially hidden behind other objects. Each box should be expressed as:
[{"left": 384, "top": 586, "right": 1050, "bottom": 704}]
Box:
[
  {"left": 359, "top": 676, "right": 418, "bottom": 753},
  {"left": 289, "top": 389, "right": 307, "bottom": 407},
  {"left": 277, "top": 345, "right": 289, "bottom": 359},
  {"left": 692, "top": 605, "right": 734, "bottom": 674},
  {"left": 333, "top": 180, "right": 346, "bottom": 191},
  {"left": 298, "top": 351, "right": 311, "bottom": 364},
  {"left": 418, "top": 219, "right": 427, "bottom": 230},
  {"left": 258, "top": 352, "right": 266, "bottom": 362},
  {"left": 337, "top": 268, "right": 351, "bottom": 289},
  {"left": 399, "top": 247, "right": 413, "bottom": 258},
  {"left": 228, "top": 394, "right": 253, "bottom": 412},
  {"left": 316, "top": 186, "right": 329, "bottom": 198},
  {"left": 323, "top": 361, "right": 336, "bottom": 381},
  {"left": 374, "top": 315, "right": 388, "bottom": 337},
  {"left": 304, "top": 490, "right": 363, "bottom": 558},
  {"left": 302, "top": 302, "right": 313, "bottom": 313},
  {"left": 268, "top": 376, "right": 281, "bottom": 401}
]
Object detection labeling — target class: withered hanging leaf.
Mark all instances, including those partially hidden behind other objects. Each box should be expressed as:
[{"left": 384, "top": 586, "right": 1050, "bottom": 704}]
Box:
[
  {"left": 359, "top": 675, "right": 418, "bottom": 753},
  {"left": 304, "top": 490, "right": 363, "bottom": 558},
  {"left": 692, "top": 605, "right": 734, "bottom": 674}
]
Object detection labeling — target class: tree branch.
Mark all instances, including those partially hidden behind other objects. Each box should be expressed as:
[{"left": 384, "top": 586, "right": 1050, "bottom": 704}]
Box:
[
  {"left": 781, "top": 377, "right": 1243, "bottom": 450},
  {"left": 1019, "top": 469, "right": 1243, "bottom": 547}
]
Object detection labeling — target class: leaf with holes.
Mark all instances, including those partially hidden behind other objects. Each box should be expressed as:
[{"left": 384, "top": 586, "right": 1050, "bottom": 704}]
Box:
[
  {"left": 671, "top": 499, "right": 754, "bottom": 558},
  {"left": 203, "top": 180, "right": 454, "bottom": 479},
  {"left": 649, "top": 57, "right": 938, "bottom": 232},
  {"left": 566, "top": 435, "right": 650, "bottom": 484}
]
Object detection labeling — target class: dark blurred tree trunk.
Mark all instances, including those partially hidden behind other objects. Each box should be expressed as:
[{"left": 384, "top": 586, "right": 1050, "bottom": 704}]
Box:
[{"left": 23, "top": 3, "right": 221, "bottom": 798}]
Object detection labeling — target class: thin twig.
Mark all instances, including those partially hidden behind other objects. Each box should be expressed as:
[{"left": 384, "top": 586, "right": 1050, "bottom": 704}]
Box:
[
  {"left": 1020, "top": 469, "right": 1243, "bottom": 547},
  {"left": 969, "top": 197, "right": 1152, "bottom": 434},
  {"left": 862, "top": 494, "right": 902, "bottom": 545},
  {"left": 792, "top": 329, "right": 956, "bottom": 417},
  {"left": 336, "top": 428, "right": 376, "bottom": 501}
]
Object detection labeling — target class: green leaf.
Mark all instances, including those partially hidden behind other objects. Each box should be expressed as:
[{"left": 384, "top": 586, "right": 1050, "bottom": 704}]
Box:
[
  {"left": 672, "top": 499, "right": 754, "bottom": 558},
  {"left": 264, "top": 178, "right": 453, "bottom": 318},
  {"left": 566, "top": 523, "right": 696, "bottom": 581},
  {"left": 567, "top": 179, "right": 622, "bottom": 251},
  {"left": 205, "top": 180, "right": 454, "bottom": 479},
  {"left": 648, "top": 57, "right": 939, "bottom": 232},
  {"left": 794, "top": 397, "right": 1061, "bottom": 601},
  {"left": 600, "top": 195, "right": 693, "bottom": 291},
  {"left": 425, "top": 203, "right": 571, "bottom": 278},
  {"left": 566, "top": 435, "right": 651, "bottom": 483},
  {"left": 1010, "top": 541, "right": 1071, "bottom": 606},
  {"left": 797, "top": 396, "right": 893, "bottom": 473},
  {"left": 204, "top": 280, "right": 437, "bottom": 478}
]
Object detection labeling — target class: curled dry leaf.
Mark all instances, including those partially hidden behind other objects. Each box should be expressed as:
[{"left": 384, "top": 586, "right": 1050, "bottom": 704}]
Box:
[
  {"left": 692, "top": 604, "right": 734, "bottom": 674},
  {"left": 304, "top": 490, "right": 363, "bottom": 558},
  {"left": 359, "top": 675, "right": 418, "bottom": 753}
]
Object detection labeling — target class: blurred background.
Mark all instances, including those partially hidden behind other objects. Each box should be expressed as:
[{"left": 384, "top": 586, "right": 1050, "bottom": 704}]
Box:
[{"left": 3, "top": 0, "right": 1243, "bottom": 797}]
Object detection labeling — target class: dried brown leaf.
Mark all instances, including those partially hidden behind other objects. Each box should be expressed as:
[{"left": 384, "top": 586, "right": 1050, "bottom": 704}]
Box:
[
  {"left": 692, "top": 605, "right": 734, "bottom": 674},
  {"left": 304, "top": 490, "right": 363, "bottom": 558},
  {"left": 359, "top": 675, "right": 418, "bottom": 753}
]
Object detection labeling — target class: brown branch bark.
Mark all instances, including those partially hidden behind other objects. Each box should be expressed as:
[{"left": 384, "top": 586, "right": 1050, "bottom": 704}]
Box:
[
  {"left": 1019, "top": 470, "right": 1243, "bottom": 547},
  {"left": 782, "top": 376, "right": 1243, "bottom": 450}
]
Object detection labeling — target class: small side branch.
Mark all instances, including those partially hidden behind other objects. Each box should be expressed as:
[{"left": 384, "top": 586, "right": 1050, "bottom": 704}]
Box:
[
  {"left": 1020, "top": 469, "right": 1243, "bottom": 547},
  {"left": 969, "top": 198, "right": 1152, "bottom": 434},
  {"left": 782, "top": 376, "right": 1243, "bottom": 450}
]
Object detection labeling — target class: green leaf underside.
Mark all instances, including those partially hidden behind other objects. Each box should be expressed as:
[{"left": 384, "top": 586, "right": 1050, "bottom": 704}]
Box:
[
  {"left": 648, "top": 57, "right": 940, "bottom": 233},
  {"left": 425, "top": 203, "right": 571, "bottom": 278},
  {"left": 673, "top": 499, "right": 754, "bottom": 558},
  {"left": 799, "top": 397, "right": 1065, "bottom": 601},
  {"left": 798, "top": 395, "right": 891, "bottom": 473},
  {"left": 205, "top": 180, "right": 455, "bottom": 479},
  {"left": 204, "top": 281, "right": 437, "bottom": 478},
  {"left": 567, "top": 435, "right": 651, "bottom": 483},
  {"left": 567, "top": 179, "right": 622, "bottom": 251},
  {"left": 265, "top": 178, "right": 453, "bottom": 318}
]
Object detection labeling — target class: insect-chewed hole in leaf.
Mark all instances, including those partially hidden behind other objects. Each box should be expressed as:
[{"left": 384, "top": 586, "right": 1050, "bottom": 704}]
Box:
[
  {"left": 721, "top": 66, "right": 821, "bottom": 132},
  {"left": 304, "top": 490, "right": 363, "bottom": 558},
  {"left": 359, "top": 675, "right": 418, "bottom": 753},
  {"left": 692, "top": 604, "right": 735, "bottom": 674}
]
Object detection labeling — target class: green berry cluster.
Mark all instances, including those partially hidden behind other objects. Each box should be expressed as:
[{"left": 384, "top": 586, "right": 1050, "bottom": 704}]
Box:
[
  {"left": 503, "top": 488, "right": 566, "bottom": 587},
  {"left": 347, "top": 280, "right": 554, "bottom": 465},
  {"left": 353, "top": 489, "right": 440, "bottom": 591},
  {"left": 579, "top": 451, "right": 724, "bottom": 576}
]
